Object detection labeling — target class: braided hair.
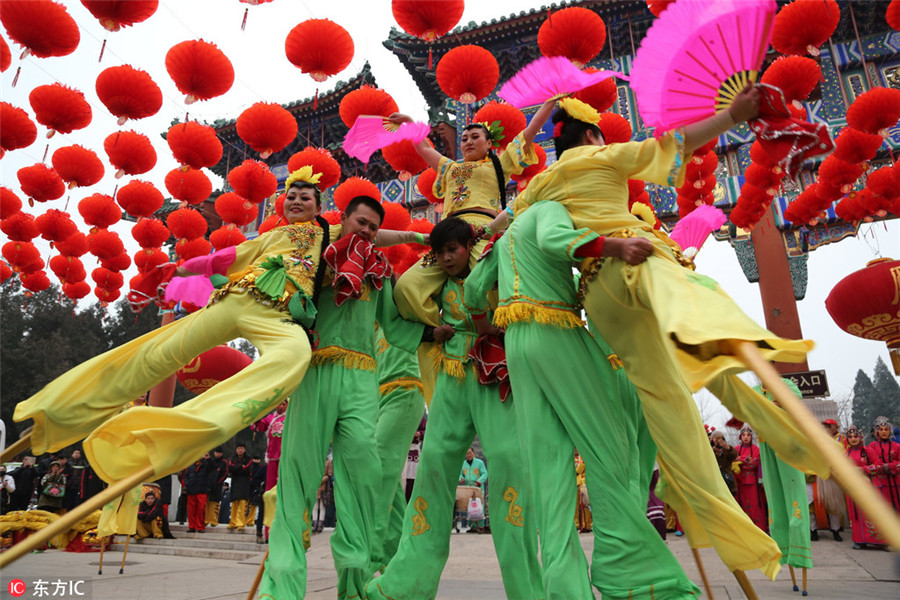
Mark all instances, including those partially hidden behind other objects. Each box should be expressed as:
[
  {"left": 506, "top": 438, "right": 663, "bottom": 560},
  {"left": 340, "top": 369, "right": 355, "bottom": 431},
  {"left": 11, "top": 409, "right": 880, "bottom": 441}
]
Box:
[
  {"left": 552, "top": 108, "right": 603, "bottom": 158},
  {"left": 463, "top": 123, "right": 507, "bottom": 209},
  {"left": 310, "top": 215, "right": 330, "bottom": 310}
]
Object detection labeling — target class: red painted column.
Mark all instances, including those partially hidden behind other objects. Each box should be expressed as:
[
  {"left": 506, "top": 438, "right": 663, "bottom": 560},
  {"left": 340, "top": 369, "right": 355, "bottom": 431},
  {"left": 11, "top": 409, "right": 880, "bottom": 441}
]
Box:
[
  {"left": 751, "top": 204, "right": 810, "bottom": 374},
  {"left": 148, "top": 312, "right": 177, "bottom": 408}
]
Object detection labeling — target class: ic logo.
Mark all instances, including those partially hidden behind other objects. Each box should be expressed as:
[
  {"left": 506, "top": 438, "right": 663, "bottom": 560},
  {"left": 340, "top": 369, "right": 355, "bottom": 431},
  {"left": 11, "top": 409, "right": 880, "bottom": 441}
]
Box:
[{"left": 8, "top": 579, "right": 26, "bottom": 597}]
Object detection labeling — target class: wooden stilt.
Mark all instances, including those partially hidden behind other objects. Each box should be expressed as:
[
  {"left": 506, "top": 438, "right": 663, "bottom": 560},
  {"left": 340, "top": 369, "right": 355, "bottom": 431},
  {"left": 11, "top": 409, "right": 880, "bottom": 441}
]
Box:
[
  {"left": 789, "top": 565, "right": 798, "bottom": 591},
  {"left": 0, "top": 430, "right": 32, "bottom": 463},
  {"left": 246, "top": 549, "right": 268, "bottom": 600},
  {"left": 119, "top": 535, "right": 130, "bottom": 574},
  {"left": 98, "top": 536, "right": 108, "bottom": 574},
  {"left": 802, "top": 567, "right": 808, "bottom": 597},
  {"left": 691, "top": 548, "right": 715, "bottom": 600},
  {"left": 730, "top": 341, "right": 900, "bottom": 549},
  {"left": 733, "top": 570, "right": 759, "bottom": 600},
  {"left": 0, "top": 466, "right": 154, "bottom": 568}
]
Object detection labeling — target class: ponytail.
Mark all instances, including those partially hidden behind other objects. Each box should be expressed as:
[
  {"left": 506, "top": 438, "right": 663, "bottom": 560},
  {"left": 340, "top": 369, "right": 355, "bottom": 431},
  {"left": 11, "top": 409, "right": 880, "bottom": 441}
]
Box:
[
  {"left": 311, "top": 215, "right": 330, "bottom": 313},
  {"left": 487, "top": 151, "right": 507, "bottom": 209}
]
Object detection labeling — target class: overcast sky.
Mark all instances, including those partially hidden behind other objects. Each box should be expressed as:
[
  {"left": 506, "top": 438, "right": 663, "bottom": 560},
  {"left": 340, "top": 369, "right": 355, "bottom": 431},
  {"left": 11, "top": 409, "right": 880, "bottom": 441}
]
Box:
[{"left": 1, "top": 1, "right": 897, "bottom": 426}]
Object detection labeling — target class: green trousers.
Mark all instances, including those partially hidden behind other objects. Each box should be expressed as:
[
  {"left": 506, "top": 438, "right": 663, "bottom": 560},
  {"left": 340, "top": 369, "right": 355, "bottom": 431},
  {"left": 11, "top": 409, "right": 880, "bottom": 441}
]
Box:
[
  {"left": 507, "top": 323, "right": 700, "bottom": 600},
  {"left": 366, "top": 367, "right": 543, "bottom": 600},
  {"left": 260, "top": 363, "right": 381, "bottom": 600},
  {"left": 372, "top": 384, "right": 426, "bottom": 569},
  {"left": 760, "top": 442, "right": 813, "bottom": 569}
]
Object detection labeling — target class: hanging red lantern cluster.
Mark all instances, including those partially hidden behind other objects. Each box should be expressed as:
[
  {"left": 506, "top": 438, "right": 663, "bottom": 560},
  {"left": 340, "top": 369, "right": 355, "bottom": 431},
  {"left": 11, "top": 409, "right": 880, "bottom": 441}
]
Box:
[
  {"left": 382, "top": 139, "right": 430, "bottom": 181},
  {"left": 770, "top": 0, "right": 841, "bottom": 57},
  {"left": 49, "top": 254, "right": 85, "bottom": 285},
  {"left": 333, "top": 177, "right": 380, "bottom": 212},
  {"left": 538, "top": 7, "right": 607, "bottom": 67},
  {"left": 104, "top": 130, "right": 157, "bottom": 178},
  {"left": 832, "top": 126, "right": 883, "bottom": 163},
  {"left": 572, "top": 70, "right": 618, "bottom": 113},
  {"left": 176, "top": 345, "right": 253, "bottom": 394},
  {"left": 677, "top": 150, "right": 719, "bottom": 218},
  {"left": 472, "top": 102, "right": 526, "bottom": 150},
  {"left": 228, "top": 160, "right": 277, "bottom": 203},
  {"left": 116, "top": 180, "right": 164, "bottom": 219},
  {"left": 167, "top": 207, "right": 210, "bottom": 260},
  {"left": 51, "top": 145, "right": 105, "bottom": 189},
  {"left": 1, "top": 187, "right": 22, "bottom": 220},
  {"left": 285, "top": 19, "right": 354, "bottom": 83},
  {"left": 56, "top": 231, "right": 89, "bottom": 258},
  {"left": 846, "top": 87, "right": 900, "bottom": 138},
  {"left": 17, "top": 163, "right": 65, "bottom": 205},
  {"left": 95, "top": 65, "right": 163, "bottom": 125},
  {"left": 0, "top": 262, "right": 12, "bottom": 284},
  {"left": 339, "top": 85, "right": 399, "bottom": 128},
  {"left": 29, "top": 84, "right": 92, "bottom": 137},
  {"left": 416, "top": 168, "right": 440, "bottom": 205},
  {"left": 436, "top": 45, "right": 498, "bottom": 104},
  {"left": 81, "top": 0, "right": 158, "bottom": 32},
  {"left": 91, "top": 265, "right": 125, "bottom": 303},
  {"left": 0, "top": 102, "right": 37, "bottom": 157},
  {"left": 833, "top": 166, "right": 900, "bottom": 224},
  {"left": 0, "top": 211, "right": 38, "bottom": 242},
  {"left": 759, "top": 56, "right": 821, "bottom": 106},
  {"left": 34, "top": 209, "right": 76, "bottom": 243},
  {"left": 209, "top": 224, "right": 247, "bottom": 251},
  {"left": 167, "top": 121, "right": 223, "bottom": 169},
  {"left": 236, "top": 102, "right": 298, "bottom": 159},
  {"left": 131, "top": 218, "right": 170, "bottom": 273},
  {"left": 165, "top": 40, "right": 234, "bottom": 104},
  {"left": 2, "top": 240, "right": 40, "bottom": 274},
  {"left": 165, "top": 167, "right": 212, "bottom": 205},
  {"left": 287, "top": 147, "right": 342, "bottom": 190},
  {"left": 20, "top": 270, "right": 51, "bottom": 294},
  {"left": 88, "top": 228, "right": 125, "bottom": 262},
  {"left": 0, "top": 0, "right": 80, "bottom": 59},
  {"left": 79, "top": 193, "right": 121, "bottom": 230}
]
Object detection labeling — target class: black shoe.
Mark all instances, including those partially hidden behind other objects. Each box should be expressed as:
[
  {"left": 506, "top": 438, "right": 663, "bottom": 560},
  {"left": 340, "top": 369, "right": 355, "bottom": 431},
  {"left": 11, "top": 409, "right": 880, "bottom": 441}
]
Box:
[
  {"left": 810, "top": 530, "right": 818, "bottom": 541},
  {"left": 188, "top": 528, "right": 196, "bottom": 533},
  {"left": 831, "top": 529, "right": 842, "bottom": 542},
  {"left": 852, "top": 542, "right": 865, "bottom": 549},
  {"left": 256, "top": 535, "right": 264, "bottom": 544}
]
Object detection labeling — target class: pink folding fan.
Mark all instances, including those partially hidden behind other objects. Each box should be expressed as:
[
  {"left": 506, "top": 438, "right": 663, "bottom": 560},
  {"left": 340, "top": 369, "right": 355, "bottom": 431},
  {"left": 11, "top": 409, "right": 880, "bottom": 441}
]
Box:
[
  {"left": 630, "top": 0, "right": 776, "bottom": 133},
  {"left": 497, "top": 55, "right": 622, "bottom": 109},
  {"left": 343, "top": 116, "right": 431, "bottom": 164},
  {"left": 669, "top": 203, "right": 727, "bottom": 260}
]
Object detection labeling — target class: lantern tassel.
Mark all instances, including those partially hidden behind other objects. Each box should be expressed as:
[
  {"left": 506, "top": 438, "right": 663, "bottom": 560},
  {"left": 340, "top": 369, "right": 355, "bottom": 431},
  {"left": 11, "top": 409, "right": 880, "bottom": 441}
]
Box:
[
  {"left": 41, "top": 143, "right": 49, "bottom": 163},
  {"left": 429, "top": 45, "right": 433, "bottom": 70},
  {"left": 12, "top": 65, "right": 21, "bottom": 88},
  {"left": 313, "top": 88, "right": 319, "bottom": 110},
  {"left": 241, "top": 8, "right": 249, "bottom": 31},
  {"left": 98, "top": 38, "right": 107, "bottom": 63}
]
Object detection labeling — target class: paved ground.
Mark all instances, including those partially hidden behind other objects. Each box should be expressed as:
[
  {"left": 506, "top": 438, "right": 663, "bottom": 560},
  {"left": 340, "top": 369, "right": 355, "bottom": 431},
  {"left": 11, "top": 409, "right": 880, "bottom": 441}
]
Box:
[{"left": 2, "top": 528, "right": 898, "bottom": 599}]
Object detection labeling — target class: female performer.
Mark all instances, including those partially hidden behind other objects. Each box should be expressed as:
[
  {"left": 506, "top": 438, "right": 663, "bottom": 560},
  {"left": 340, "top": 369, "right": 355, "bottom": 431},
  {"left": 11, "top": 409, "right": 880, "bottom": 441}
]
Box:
[
  {"left": 735, "top": 426, "right": 768, "bottom": 532},
  {"left": 845, "top": 425, "right": 885, "bottom": 548},
  {"left": 867, "top": 416, "right": 900, "bottom": 513}
]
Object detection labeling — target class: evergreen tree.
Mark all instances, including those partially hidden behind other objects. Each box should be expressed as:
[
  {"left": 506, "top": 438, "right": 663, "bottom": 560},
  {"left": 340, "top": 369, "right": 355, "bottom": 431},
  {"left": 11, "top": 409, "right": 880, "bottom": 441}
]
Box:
[
  {"left": 871, "top": 357, "right": 900, "bottom": 430},
  {"left": 850, "top": 368, "right": 878, "bottom": 436}
]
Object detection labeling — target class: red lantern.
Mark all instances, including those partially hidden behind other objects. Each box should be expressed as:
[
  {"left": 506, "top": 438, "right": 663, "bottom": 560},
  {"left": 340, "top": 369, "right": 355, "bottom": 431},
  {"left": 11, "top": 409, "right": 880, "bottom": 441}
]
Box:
[
  {"left": 598, "top": 112, "right": 633, "bottom": 144},
  {"left": 2, "top": 241, "right": 39, "bottom": 271},
  {"left": 104, "top": 130, "right": 157, "bottom": 178},
  {"left": 79, "top": 194, "right": 121, "bottom": 229},
  {"left": 0, "top": 102, "right": 37, "bottom": 157},
  {"left": 34, "top": 209, "right": 76, "bottom": 243},
  {"left": 167, "top": 208, "right": 208, "bottom": 240},
  {"left": 339, "top": 85, "right": 399, "bottom": 128},
  {"left": 101, "top": 252, "right": 131, "bottom": 273},
  {"left": 17, "top": 164, "right": 65, "bottom": 204},
  {"left": 167, "top": 122, "right": 223, "bottom": 169},
  {"left": 88, "top": 229, "right": 125, "bottom": 260},
  {"left": 63, "top": 281, "right": 90, "bottom": 300},
  {"left": 95, "top": 286, "right": 121, "bottom": 303},
  {"left": 889, "top": 0, "right": 900, "bottom": 32},
  {"left": 760, "top": 56, "right": 821, "bottom": 104},
  {"left": 333, "top": 177, "right": 380, "bottom": 212},
  {"left": 80, "top": 0, "right": 158, "bottom": 32},
  {"left": 21, "top": 270, "right": 51, "bottom": 293},
  {"left": 0, "top": 0, "right": 79, "bottom": 58},
  {"left": 134, "top": 248, "right": 168, "bottom": 273},
  {"left": 92, "top": 267, "right": 124, "bottom": 289},
  {"left": 538, "top": 7, "right": 607, "bottom": 67},
  {"left": 572, "top": 71, "right": 618, "bottom": 113},
  {"left": 210, "top": 225, "right": 247, "bottom": 250},
  {"left": 407, "top": 218, "right": 433, "bottom": 252},
  {"left": 131, "top": 218, "right": 170, "bottom": 249},
  {"left": 833, "top": 127, "right": 883, "bottom": 164},
  {"left": 236, "top": 102, "right": 298, "bottom": 159},
  {"left": 511, "top": 145, "right": 547, "bottom": 183},
  {"left": 416, "top": 168, "right": 440, "bottom": 205},
  {"left": 436, "top": 45, "right": 498, "bottom": 104},
  {"left": 28, "top": 84, "right": 92, "bottom": 136},
  {"left": 165, "top": 40, "right": 234, "bottom": 104},
  {"left": 472, "top": 102, "right": 527, "bottom": 150},
  {"left": 116, "top": 180, "right": 164, "bottom": 219},
  {"left": 381, "top": 201, "right": 411, "bottom": 232},
  {"left": 817, "top": 155, "right": 864, "bottom": 193},
  {"left": 1, "top": 187, "right": 22, "bottom": 220},
  {"left": 284, "top": 19, "right": 354, "bottom": 83},
  {"left": 56, "top": 232, "right": 89, "bottom": 257},
  {"left": 258, "top": 214, "right": 286, "bottom": 234},
  {"left": 176, "top": 345, "right": 252, "bottom": 394},
  {"left": 771, "top": 0, "right": 840, "bottom": 57},
  {"left": 382, "top": 140, "right": 429, "bottom": 181},
  {"left": 95, "top": 65, "right": 163, "bottom": 125},
  {"left": 49, "top": 255, "right": 85, "bottom": 284},
  {"left": 175, "top": 237, "right": 212, "bottom": 260},
  {"left": 321, "top": 210, "right": 341, "bottom": 225},
  {"left": 0, "top": 212, "right": 38, "bottom": 242},
  {"left": 286, "top": 147, "right": 342, "bottom": 190},
  {"left": 1, "top": 36, "right": 10, "bottom": 72},
  {"left": 826, "top": 258, "right": 900, "bottom": 374},
  {"left": 274, "top": 193, "right": 286, "bottom": 218},
  {"left": 165, "top": 167, "right": 212, "bottom": 205},
  {"left": 51, "top": 145, "right": 105, "bottom": 189},
  {"left": 646, "top": 1, "right": 677, "bottom": 18},
  {"left": 228, "top": 160, "right": 277, "bottom": 204},
  {"left": 846, "top": 87, "right": 900, "bottom": 137},
  {"left": 865, "top": 168, "right": 899, "bottom": 199},
  {"left": 215, "top": 192, "right": 257, "bottom": 226},
  {"left": 392, "top": 0, "right": 464, "bottom": 41}
]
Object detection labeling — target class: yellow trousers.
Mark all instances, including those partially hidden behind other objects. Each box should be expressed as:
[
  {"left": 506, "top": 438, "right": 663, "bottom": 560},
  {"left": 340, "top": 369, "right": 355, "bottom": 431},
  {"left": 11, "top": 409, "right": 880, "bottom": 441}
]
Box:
[
  {"left": 581, "top": 248, "right": 825, "bottom": 579},
  {"left": 135, "top": 518, "right": 163, "bottom": 540},
  {"left": 229, "top": 499, "right": 249, "bottom": 529},
  {"left": 206, "top": 502, "right": 220, "bottom": 526},
  {"left": 246, "top": 504, "right": 257, "bottom": 527},
  {"left": 39, "top": 291, "right": 315, "bottom": 484}
]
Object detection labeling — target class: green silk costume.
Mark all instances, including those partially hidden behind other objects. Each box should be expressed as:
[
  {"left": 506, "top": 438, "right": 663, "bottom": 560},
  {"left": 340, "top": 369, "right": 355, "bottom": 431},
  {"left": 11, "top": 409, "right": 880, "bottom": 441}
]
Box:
[
  {"left": 260, "top": 278, "right": 423, "bottom": 600},
  {"left": 464, "top": 201, "right": 699, "bottom": 599},
  {"left": 366, "top": 276, "right": 543, "bottom": 600}
]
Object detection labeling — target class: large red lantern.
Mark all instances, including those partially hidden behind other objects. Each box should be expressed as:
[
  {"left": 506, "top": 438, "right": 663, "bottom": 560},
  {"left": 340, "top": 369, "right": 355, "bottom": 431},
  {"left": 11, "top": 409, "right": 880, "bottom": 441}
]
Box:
[
  {"left": 49, "top": 255, "right": 85, "bottom": 284},
  {"left": 0, "top": 0, "right": 79, "bottom": 59},
  {"left": 381, "top": 201, "right": 411, "bottom": 232},
  {"left": 825, "top": 258, "right": 900, "bottom": 374},
  {"left": 165, "top": 40, "right": 234, "bottom": 104},
  {"left": 392, "top": 0, "right": 464, "bottom": 41},
  {"left": 286, "top": 147, "right": 342, "bottom": 190},
  {"left": 55, "top": 232, "right": 89, "bottom": 257},
  {"left": 176, "top": 345, "right": 253, "bottom": 394},
  {"left": 79, "top": 194, "right": 121, "bottom": 229},
  {"left": 0, "top": 212, "right": 38, "bottom": 242},
  {"left": 0, "top": 102, "right": 37, "bottom": 157},
  {"left": 167, "top": 208, "right": 208, "bottom": 240},
  {"left": 333, "top": 177, "right": 380, "bottom": 212},
  {"left": 210, "top": 225, "right": 247, "bottom": 250},
  {"left": 338, "top": 86, "right": 399, "bottom": 128},
  {"left": 1, "top": 187, "right": 22, "bottom": 220},
  {"left": 236, "top": 102, "right": 298, "bottom": 159},
  {"left": 88, "top": 229, "right": 125, "bottom": 260},
  {"left": 51, "top": 145, "right": 105, "bottom": 189},
  {"left": 35, "top": 209, "right": 77, "bottom": 243},
  {"left": 167, "top": 121, "right": 223, "bottom": 169},
  {"left": 572, "top": 71, "right": 618, "bottom": 112},
  {"left": 215, "top": 192, "right": 257, "bottom": 227},
  {"left": 63, "top": 281, "right": 91, "bottom": 300},
  {"left": 382, "top": 140, "right": 429, "bottom": 181},
  {"left": 228, "top": 160, "right": 278, "bottom": 203},
  {"left": 104, "top": 130, "right": 157, "bottom": 178},
  {"left": 95, "top": 65, "right": 163, "bottom": 125},
  {"left": 771, "top": 0, "right": 840, "bottom": 57},
  {"left": 17, "top": 163, "right": 65, "bottom": 204},
  {"left": 131, "top": 218, "right": 170, "bottom": 249},
  {"left": 116, "top": 180, "right": 164, "bottom": 219},
  {"left": 760, "top": 56, "right": 821, "bottom": 105},
  {"left": 80, "top": 0, "right": 158, "bottom": 32},
  {"left": 284, "top": 19, "right": 354, "bottom": 83},
  {"left": 436, "top": 45, "right": 498, "bottom": 104},
  {"left": 472, "top": 102, "right": 526, "bottom": 150},
  {"left": 846, "top": 88, "right": 900, "bottom": 138},
  {"left": 416, "top": 168, "right": 439, "bottom": 205},
  {"left": 28, "top": 84, "right": 92, "bottom": 137},
  {"left": 538, "top": 7, "right": 607, "bottom": 67},
  {"left": 165, "top": 167, "right": 212, "bottom": 205}
]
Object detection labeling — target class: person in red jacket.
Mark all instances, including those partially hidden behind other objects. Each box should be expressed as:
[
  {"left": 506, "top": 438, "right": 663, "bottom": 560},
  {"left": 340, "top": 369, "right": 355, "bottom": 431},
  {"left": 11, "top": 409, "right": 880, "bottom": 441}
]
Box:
[
  {"left": 735, "top": 426, "right": 768, "bottom": 532},
  {"left": 867, "top": 417, "right": 900, "bottom": 514},
  {"left": 845, "top": 425, "right": 885, "bottom": 548}
]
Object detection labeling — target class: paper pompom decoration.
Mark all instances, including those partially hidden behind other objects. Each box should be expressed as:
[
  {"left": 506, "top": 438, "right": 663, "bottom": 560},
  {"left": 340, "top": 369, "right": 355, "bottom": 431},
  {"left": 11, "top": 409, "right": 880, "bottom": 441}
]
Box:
[
  {"left": 165, "top": 167, "right": 212, "bottom": 205},
  {"left": 436, "top": 45, "right": 499, "bottom": 104},
  {"left": 79, "top": 193, "right": 121, "bottom": 229},
  {"left": 846, "top": 87, "right": 900, "bottom": 137},
  {"left": 0, "top": 102, "right": 37, "bottom": 157},
  {"left": 832, "top": 127, "right": 883, "bottom": 163},
  {"left": 35, "top": 209, "right": 76, "bottom": 242},
  {"left": 167, "top": 121, "right": 223, "bottom": 169},
  {"left": 21, "top": 270, "right": 51, "bottom": 293},
  {"left": 134, "top": 248, "right": 168, "bottom": 272},
  {"left": 382, "top": 140, "right": 429, "bottom": 181},
  {"left": 760, "top": 56, "right": 821, "bottom": 104},
  {"left": 210, "top": 225, "right": 247, "bottom": 250},
  {"left": 51, "top": 145, "right": 105, "bottom": 188},
  {"left": 116, "top": 180, "right": 164, "bottom": 219},
  {"left": 0, "top": 212, "right": 38, "bottom": 242},
  {"left": 0, "top": 0, "right": 80, "bottom": 58},
  {"left": 598, "top": 112, "right": 633, "bottom": 144},
  {"left": 175, "top": 237, "right": 212, "bottom": 260},
  {"left": 166, "top": 208, "right": 208, "bottom": 240},
  {"left": 538, "top": 7, "right": 606, "bottom": 67},
  {"left": 2, "top": 241, "right": 40, "bottom": 271},
  {"left": 472, "top": 102, "right": 527, "bottom": 150},
  {"left": 17, "top": 163, "right": 65, "bottom": 204},
  {"left": 339, "top": 85, "right": 399, "bottom": 128},
  {"left": 215, "top": 192, "right": 258, "bottom": 226},
  {"left": 29, "top": 83, "right": 92, "bottom": 136},
  {"left": 333, "top": 177, "right": 380, "bottom": 212},
  {"left": 770, "top": 0, "right": 840, "bottom": 57},
  {"left": 95, "top": 65, "right": 163, "bottom": 124},
  {"left": 132, "top": 218, "right": 170, "bottom": 249},
  {"left": 381, "top": 201, "right": 412, "bottom": 232},
  {"left": 228, "top": 160, "right": 278, "bottom": 203},
  {"left": 80, "top": 0, "right": 158, "bottom": 32},
  {"left": 165, "top": 39, "right": 234, "bottom": 104},
  {"left": 0, "top": 36, "right": 10, "bottom": 72},
  {"left": 285, "top": 19, "right": 354, "bottom": 83},
  {"left": 62, "top": 281, "right": 91, "bottom": 300},
  {"left": 101, "top": 252, "right": 132, "bottom": 273},
  {"left": 49, "top": 255, "right": 85, "bottom": 284},
  {"left": 416, "top": 168, "right": 440, "bottom": 204},
  {"left": 88, "top": 228, "right": 125, "bottom": 260},
  {"left": 287, "top": 147, "right": 342, "bottom": 190},
  {"left": 236, "top": 102, "right": 298, "bottom": 158},
  {"left": 55, "top": 232, "right": 89, "bottom": 257},
  {"left": 1, "top": 187, "right": 22, "bottom": 220},
  {"left": 104, "top": 130, "right": 157, "bottom": 178},
  {"left": 392, "top": 0, "right": 464, "bottom": 41}
]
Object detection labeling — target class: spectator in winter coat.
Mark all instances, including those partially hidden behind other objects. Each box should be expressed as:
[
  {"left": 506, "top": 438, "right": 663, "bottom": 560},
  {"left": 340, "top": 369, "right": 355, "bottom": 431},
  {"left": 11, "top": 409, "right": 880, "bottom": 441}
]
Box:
[
  {"left": 205, "top": 448, "right": 228, "bottom": 527},
  {"left": 135, "top": 492, "right": 164, "bottom": 540},
  {"left": 184, "top": 454, "right": 213, "bottom": 533},
  {"left": 8, "top": 457, "right": 38, "bottom": 512},
  {"left": 228, "top": 443, "right": 254, "bottom": 530}
]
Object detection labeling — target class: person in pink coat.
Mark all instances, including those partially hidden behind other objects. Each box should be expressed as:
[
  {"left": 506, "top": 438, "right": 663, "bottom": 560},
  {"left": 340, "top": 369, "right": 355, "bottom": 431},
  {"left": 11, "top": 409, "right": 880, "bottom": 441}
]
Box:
[
  {"left": 253, "top": 400, "right": 287, "bottom": 491},
  {"left": 734, "top": 426, "right": 768, "bottom": 532}
]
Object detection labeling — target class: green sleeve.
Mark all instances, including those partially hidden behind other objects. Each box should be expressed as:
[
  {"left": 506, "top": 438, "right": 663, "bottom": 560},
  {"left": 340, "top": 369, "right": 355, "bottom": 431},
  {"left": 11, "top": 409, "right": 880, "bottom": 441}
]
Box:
[
  {"left": 375, "top": 278, "right": 425, "bottom": 354},
  {"left": 535, "top": 202, "right": 600, "bottom": 261},
  {"left": 462, "top": 242, "right": 499, "bottom": 315},
  {"left": 476, "top": 459, "right": 488, "bottom": 484}
]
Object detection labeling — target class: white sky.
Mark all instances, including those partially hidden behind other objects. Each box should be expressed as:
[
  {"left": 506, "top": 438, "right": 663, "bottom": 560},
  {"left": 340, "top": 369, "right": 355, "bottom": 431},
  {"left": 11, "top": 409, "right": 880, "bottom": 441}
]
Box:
[{"left": 1, "top": 0, "right": 898, "bottom": 425}]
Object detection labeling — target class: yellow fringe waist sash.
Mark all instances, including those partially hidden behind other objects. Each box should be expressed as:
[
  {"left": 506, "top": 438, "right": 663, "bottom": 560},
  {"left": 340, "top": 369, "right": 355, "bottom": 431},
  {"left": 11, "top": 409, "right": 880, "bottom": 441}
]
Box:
[
  {"left": 379, "top": 377, "right": 424, "bottom": 396},
  {"left": 311, "top": 346, "right": 376, "bottom": 372},
  {"left": 493, "top": 300, "right": 584, "bottom": 330}
]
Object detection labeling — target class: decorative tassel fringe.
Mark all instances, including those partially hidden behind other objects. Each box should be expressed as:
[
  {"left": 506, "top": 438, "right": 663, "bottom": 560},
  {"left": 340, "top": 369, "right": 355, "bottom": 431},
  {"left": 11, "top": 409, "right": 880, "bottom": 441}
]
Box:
[
  {"left": 99, "top": 38, "right": 107, "bottom": 62},
  {"left": 311, "top": 345, "right": 376, "bottom": 372},
  {"left": 379, "top": 377, "right": 424, "bottom": 397},
  {"left": 12, "top": 65, "right": 21, "bottom": 87},
  {"left": 493, "top": 303, "right": 584, "bottom": 330},
  {"left": 428, "top": 345, "right": 466, "bottom": 379}
]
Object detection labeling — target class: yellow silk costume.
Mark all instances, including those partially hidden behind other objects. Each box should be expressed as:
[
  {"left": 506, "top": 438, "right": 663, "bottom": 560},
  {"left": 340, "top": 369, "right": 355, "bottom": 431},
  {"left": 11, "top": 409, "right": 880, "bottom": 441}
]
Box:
[{"left": 516, "top": 133, "right": 828, "bottom": 579}]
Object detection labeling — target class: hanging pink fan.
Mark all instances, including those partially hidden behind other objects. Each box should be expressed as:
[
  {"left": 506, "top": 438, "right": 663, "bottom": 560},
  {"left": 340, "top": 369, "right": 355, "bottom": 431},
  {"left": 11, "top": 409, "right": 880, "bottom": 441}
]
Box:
[
  {"left": 497, "top": 56, "right": 623, "bottom": 110},
  {"left": 629, "top": 0, "right": 776, "bottom": 133},
  {"left": 343, "top": 116, "right": 431, "bottom": 164},
  {"left": 668, "top": 204, "right": 726, "bottom": 260}
]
